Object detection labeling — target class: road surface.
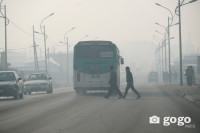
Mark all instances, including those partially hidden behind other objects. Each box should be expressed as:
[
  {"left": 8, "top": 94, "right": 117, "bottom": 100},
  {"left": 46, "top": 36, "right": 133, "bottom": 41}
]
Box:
[{"left": 0, "top": 85, "right": 199, "bottom": 133}]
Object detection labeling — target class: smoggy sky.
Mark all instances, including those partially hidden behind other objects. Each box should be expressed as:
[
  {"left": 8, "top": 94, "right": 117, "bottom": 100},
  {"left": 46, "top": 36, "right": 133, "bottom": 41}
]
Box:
[{"left": 0, "top": 0, "right": 200, "bottom": 80}]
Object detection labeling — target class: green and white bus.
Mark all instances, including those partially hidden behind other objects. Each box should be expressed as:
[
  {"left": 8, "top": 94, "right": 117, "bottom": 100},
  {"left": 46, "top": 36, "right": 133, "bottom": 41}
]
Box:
[{"left": 73, "top": 41, "right": 124, "bottom": 94}]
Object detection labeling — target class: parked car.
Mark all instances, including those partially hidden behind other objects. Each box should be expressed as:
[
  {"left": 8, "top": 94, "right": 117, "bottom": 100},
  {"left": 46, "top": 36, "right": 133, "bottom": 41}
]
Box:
[
  {"left": 0, "top": 71, "right": 24, "bottom": 99},
  {"left": 24, "top": 73, "right": 53, "bottom": 95},
  {"left": 148, "top": 71, "right": 158, "bottom": 83}
]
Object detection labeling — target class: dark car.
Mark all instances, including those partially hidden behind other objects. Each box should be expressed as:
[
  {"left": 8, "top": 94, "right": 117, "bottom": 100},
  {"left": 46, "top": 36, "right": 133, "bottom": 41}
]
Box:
[
  {"left": 148, "top": 71, "right": 158, "bottom": 83},
  {"left": 0, "top": 71, "right": 24, "bottom": 99}
]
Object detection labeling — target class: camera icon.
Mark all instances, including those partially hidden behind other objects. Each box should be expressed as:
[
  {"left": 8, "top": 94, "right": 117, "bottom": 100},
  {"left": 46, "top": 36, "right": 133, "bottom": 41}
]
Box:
[{"left": 149, "top": 115, "right": 160, "bottom": 124}]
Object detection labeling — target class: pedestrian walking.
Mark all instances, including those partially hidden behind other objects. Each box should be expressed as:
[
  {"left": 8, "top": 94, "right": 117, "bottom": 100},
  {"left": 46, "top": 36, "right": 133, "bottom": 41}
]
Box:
[
  {"left": 190, "top": 66, "right": 195, "bottom": 85},
  {"left": 185, "top": 66, "right": 192, "bottom": 86},
  {"left": 123, "top": 66, "right": 141, "bottom": 99},
  {"left": 104, "top": 65, "right": 123, "bottom": 99}
]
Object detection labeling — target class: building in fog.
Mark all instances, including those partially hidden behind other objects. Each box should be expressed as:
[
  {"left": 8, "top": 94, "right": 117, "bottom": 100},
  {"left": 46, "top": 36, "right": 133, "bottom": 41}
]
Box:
[{"left": 0, "top": 50, "right": 73, "bottom": 86}]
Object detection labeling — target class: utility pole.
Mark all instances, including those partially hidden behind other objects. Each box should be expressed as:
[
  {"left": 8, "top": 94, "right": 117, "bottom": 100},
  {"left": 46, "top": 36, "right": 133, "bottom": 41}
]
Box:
[
  {"left": 33, "top": 26, "right": 36, "bottom": 71},
  {"left": 168, "top": 17, "right": 171, "bottom": 84},
  {"left": 67, "top": 37, "right": 69, "bottom": 84},
  {"left": 47, "top": 48, "right": 50, "bottom": 76},
  {"left": 164, "top": 33, "right": 167, "bottom": 72},
  {"left": 178, "top": 0, "right": 183, "bottom": 86},
  {"left": 159, "top": 42, "right": 161, "bottom": 80},
  {"left": 43, "top": 25, "right": 48, "bottom": 74},
  {"left": 32, "top": 26, "right": 39, "bottom": 72},
  {"left": 161, "top": 39, "right": 164, "bottom": 73},
  {"left": 4, "top": 5, "right": 7, "bottom": 71}
]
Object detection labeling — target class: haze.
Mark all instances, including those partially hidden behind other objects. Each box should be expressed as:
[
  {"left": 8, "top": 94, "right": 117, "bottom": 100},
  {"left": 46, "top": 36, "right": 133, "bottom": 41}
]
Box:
[{"left": 0, "top": 0, "right": 199, "bottom": 83}]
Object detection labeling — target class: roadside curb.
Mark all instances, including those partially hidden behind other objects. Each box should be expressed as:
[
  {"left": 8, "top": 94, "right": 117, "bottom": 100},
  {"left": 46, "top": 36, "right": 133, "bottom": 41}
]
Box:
[
  {"left": 167, "top": 84, "right": 200, "bottom": 107},
  {"left": 184, "top": 95, "right": 200, "bottom": 106}
]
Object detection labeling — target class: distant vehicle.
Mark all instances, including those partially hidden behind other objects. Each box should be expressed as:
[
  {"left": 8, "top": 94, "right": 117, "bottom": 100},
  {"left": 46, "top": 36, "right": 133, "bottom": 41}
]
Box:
[
  {"left": 23, "top": 73, "right": 53, "bottom": 95},
  {"left": 0, "top": 71, "right": 24, "bottom": 99},
  {"left": 148, "top": 71, "right": 158, "bottom": 83},
  {"left": 73, "top": 41, "right": 124, "bottom": 94}
]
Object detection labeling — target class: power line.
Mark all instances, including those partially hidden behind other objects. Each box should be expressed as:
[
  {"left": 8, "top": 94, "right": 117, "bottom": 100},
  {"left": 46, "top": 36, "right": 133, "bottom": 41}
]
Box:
[
  {"left": 8, "top": 45, "right": 34, "bottom": 50},
  {"left": 9, "top": 20, "right": 32, "bottom": 37}
]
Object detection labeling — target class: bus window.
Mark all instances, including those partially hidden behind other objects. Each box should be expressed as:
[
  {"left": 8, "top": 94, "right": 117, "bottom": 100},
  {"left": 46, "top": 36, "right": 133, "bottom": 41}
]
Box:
[{"left": 76, "top": 45, "right": 114, "bottom": 58}]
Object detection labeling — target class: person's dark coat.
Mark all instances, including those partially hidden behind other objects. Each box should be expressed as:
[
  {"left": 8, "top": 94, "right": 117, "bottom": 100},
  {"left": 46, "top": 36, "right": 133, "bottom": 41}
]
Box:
[
  {"left": 109, "top": 70, "right": 117, "bottom": 85},
  {"left": 126, "top": 71, "right": 133, "bottom": 84}
]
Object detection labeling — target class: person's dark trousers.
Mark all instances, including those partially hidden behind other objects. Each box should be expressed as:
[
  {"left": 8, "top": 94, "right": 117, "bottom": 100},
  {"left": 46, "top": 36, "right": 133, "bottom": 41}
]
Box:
[
  {"left": 187, "top": 76, "right": 192, "bottom": 86},
  {"left": 189, "top": 76, "right": 193, "bottom": 86},
  {"left": 106, "top": 84, "right": 123, "bottom": 98},
  {"left": 187, "top": 76, "right": 190, "bottom": 86},
  {"left": 124, "top": 83, "right": 140, "bottom": 98}
]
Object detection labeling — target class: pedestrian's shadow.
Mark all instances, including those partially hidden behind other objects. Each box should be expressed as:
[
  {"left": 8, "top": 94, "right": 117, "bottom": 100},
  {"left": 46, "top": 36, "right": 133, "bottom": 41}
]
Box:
[{"left": 139, "top": 91, "right": 170, "bottom": 97}]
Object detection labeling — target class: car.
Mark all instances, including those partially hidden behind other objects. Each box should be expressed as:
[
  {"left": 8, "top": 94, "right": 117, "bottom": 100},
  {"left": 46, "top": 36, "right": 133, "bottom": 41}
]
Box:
[
  {"left": 148, "top": 71, "right": 159, "bottom": 83},
  {"left": 0, "top": 71, "right": 24, "bottom": 99},
  {"left": 23, "top": 73, "right": 53, "bottom": 95}
]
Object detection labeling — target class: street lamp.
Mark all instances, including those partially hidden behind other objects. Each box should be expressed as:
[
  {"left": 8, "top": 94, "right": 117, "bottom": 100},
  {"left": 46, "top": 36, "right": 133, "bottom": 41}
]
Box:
[
  {"left": 153, "top": 35, "right": 164, "bottom": 79},
  {"left": 155, "top": 3, "right": 175, "bottom": 84},
  {"left": 153, "top": 37, "right": 162, "bottom": 80},
  {"left": 155, "top": 22, "right": 178, "bottom": 84},
  {"left": 155, "top": 3, "right": 174, "bottom": 25},
  {"left": 175, "top": 0, "right": 198, "bottom": 86},
  {"left": 59, "top": 27, "right": 76, "bottom": 84},
  {"left": 64, "top": 27, "right": 75, "bottom": 43},
  {"left": 155, "top": 30, "right": 167, "bottom": 73},
  {"left": 40, "top": 13, "right": 54, "bottom": 74}
]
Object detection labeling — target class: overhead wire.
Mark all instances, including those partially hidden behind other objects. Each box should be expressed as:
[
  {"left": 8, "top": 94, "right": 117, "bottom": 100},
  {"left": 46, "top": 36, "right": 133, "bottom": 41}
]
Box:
[
  {"left": 0, "top": 0, "right": 4, "bottom": 16},
  {"left": 0, "top": 0, "right": 56, "bottom": 46}
]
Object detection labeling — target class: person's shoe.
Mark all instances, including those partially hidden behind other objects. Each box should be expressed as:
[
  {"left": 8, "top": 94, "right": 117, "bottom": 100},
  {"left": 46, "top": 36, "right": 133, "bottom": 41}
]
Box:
[
  {"left": 136, "top": 95, "right": 141, "bottom": 99},
  {"left": 123, "top": 96, "right": 126, "bottom": 99}
]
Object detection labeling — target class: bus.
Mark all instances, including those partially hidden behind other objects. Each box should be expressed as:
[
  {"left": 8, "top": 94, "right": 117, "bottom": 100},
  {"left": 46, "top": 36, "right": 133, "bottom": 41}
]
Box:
[{"left": 73, "top": 41, "right": 124, "bottom": 94}]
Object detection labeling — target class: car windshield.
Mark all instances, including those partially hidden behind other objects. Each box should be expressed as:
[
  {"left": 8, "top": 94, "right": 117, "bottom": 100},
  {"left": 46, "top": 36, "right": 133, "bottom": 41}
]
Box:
[
  {"left": 0, "top": 72, "right": 16, "bottom": 81},
  {"left": 28, "top": 74, "right": 47, "bottom": 80}
]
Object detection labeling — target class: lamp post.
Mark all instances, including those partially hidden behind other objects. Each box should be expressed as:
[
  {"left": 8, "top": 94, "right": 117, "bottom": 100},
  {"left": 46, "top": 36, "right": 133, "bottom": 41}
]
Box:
[
  {"left": 153, "top": 35, "right": 164, "bottom": 81},
  {"left": 59, "top": 27, "right": 76, "bottom": 84},
  {"left": 34, "top": 31, "right": 48, "bottom": 71},
  {"left": 40, "top": 13, "right": 54, "bottom": 74},
  {"left": 175, "top": 0, "right": 198, "bottom": 86},
  {"left": 153, "top": 37, "right": 162, "bottom": 80},
  {"left": 155, "top": 22, "right": 179, "bottom": 83},
  {"left": 155, "top": 30, "right": 167, "bottom": 72},
  {"left": 32, "top": 26, "right": 39, "bottom": 72},
  {"left": 0, "top": 5, "right": 9, "bottom": 70},
  {"left": 155, "top": 3, "right": 174, "bottom": 83}
]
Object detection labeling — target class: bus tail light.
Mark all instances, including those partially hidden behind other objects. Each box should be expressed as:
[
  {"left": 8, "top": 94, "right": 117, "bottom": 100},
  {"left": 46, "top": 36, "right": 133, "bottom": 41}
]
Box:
[{"left": 77, "top": 72, "right": 80, "bottom": 82}]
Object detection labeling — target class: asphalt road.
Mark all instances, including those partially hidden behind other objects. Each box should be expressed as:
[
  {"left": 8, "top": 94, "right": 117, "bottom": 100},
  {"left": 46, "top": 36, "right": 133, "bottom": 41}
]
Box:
[{"left": 0, "top": 85, "right": 200, "bottom": 133}]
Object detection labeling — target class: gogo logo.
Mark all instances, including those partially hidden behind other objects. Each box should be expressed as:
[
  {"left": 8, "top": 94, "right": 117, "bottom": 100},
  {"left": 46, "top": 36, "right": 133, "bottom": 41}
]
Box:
[{"left": 163, "top": 116, "right": 191, "bottom": 126}]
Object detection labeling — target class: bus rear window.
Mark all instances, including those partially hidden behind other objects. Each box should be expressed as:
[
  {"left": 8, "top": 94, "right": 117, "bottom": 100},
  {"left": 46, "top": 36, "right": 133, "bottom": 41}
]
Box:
[{"left": 76, "top": 45, "right": 114, "bottom": 58}]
